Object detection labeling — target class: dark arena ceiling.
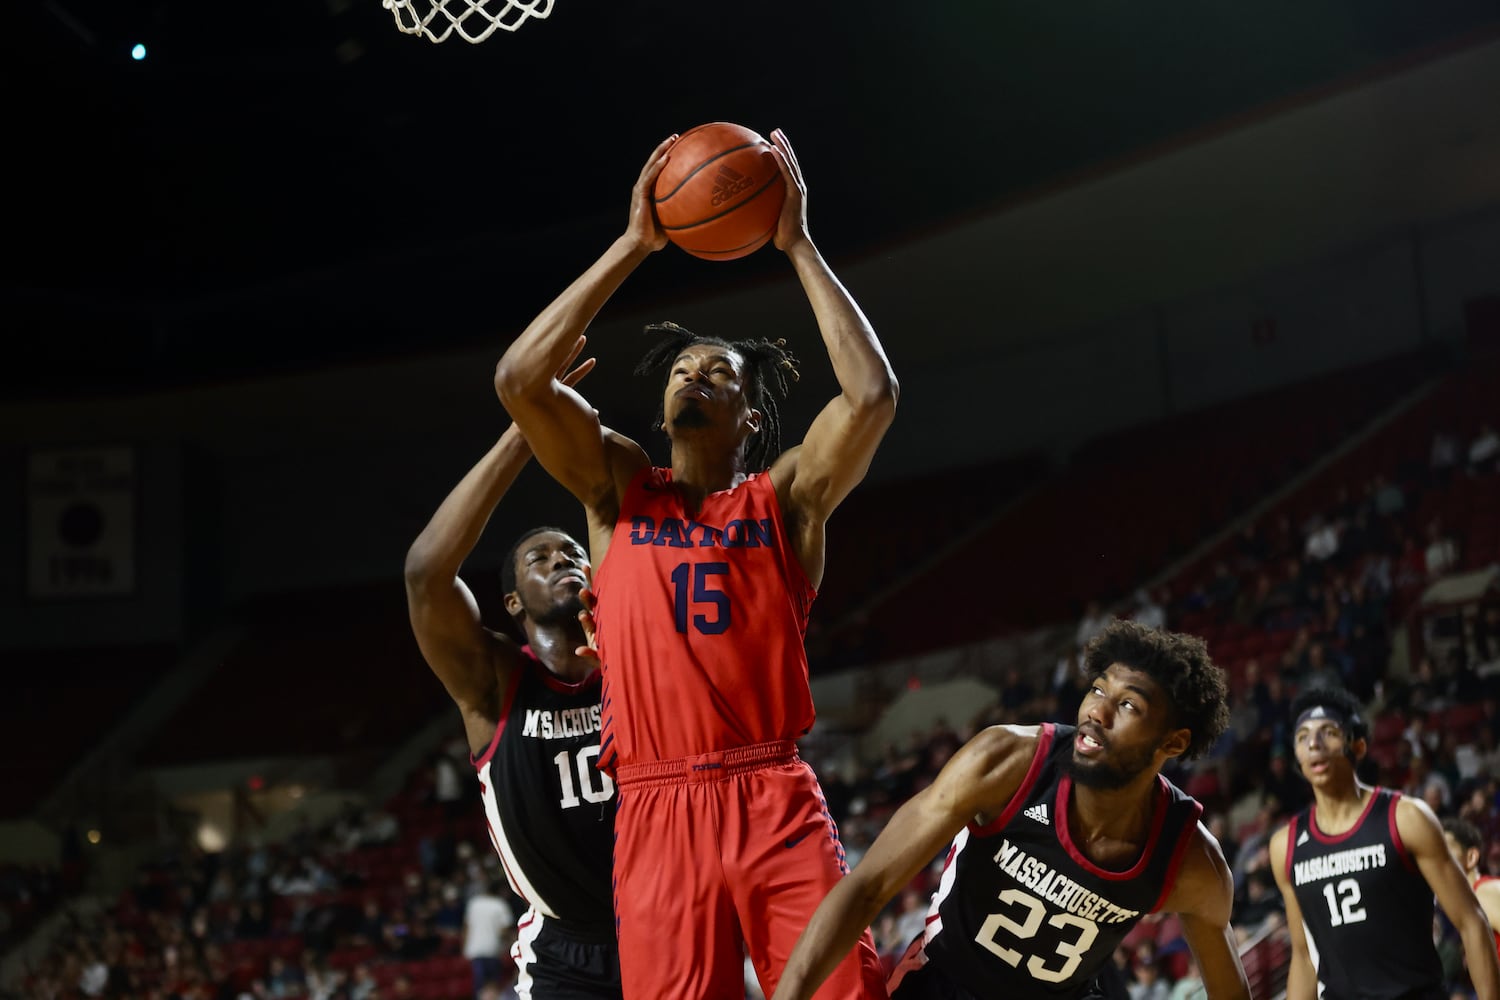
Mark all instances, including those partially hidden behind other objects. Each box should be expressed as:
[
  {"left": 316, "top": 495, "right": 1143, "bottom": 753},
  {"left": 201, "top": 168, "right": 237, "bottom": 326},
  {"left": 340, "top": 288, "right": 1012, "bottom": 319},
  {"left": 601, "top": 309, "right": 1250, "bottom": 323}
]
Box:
[{"left": 8, "top": 0, "right": 1499, "bottom": 399}]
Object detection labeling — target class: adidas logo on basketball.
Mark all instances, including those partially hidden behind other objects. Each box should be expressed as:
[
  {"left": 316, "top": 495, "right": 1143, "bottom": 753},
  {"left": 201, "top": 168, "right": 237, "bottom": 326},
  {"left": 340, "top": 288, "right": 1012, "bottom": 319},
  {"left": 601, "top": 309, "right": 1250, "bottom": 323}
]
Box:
[
  {"left": 1023, "top": 803, "right": 1049, "bottom": 825},
  {"left": 710, "top": 165, "right": 754, "bottom": 205}
]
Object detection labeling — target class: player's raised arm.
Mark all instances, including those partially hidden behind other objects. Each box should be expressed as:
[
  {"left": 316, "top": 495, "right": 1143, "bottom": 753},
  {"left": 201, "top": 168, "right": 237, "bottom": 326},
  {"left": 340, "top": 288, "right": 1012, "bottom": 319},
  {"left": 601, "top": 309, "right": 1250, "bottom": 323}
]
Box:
[
  {"left": 765, "top": 130, "right": 898, "bottom": 575},
  {"left": 407, "top": 342, "right": 594, "bottom": 754},
  {"left": 1398, "top": 798, "right": 1500, "bottom": 1000},
  {"left": 493, "top": 136, "right": 675, "bottom": 512},
  {"left": 1161, "top": 825, "right": 1252, "bottom": 1000},
  {"left": 772, "top": 726, "right": 1036, "bottom": 1000}
]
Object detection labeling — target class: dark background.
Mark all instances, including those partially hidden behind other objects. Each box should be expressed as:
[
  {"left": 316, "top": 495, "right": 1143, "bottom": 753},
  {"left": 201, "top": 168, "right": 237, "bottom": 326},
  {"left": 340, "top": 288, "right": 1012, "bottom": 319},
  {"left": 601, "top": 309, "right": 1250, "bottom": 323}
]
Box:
[{"left": 10, "top": 0, "right": 1500, "bottom": 399}]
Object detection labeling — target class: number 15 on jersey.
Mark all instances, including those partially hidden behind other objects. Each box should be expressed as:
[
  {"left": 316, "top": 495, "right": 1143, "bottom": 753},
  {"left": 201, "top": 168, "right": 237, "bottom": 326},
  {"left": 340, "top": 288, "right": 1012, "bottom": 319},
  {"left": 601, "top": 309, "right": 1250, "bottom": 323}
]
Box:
[{"left": 671, "top": 561, "right": 730, "bottom": 635}]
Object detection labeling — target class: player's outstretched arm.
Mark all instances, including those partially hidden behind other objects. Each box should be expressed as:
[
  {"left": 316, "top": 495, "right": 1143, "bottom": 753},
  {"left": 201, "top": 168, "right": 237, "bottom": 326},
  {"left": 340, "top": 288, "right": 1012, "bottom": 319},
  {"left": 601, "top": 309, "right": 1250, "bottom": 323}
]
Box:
[
  {"left": 1163, "top": 824, "right": 1252, "bottom": 1000},
  {"left": 764, "top": 130, "right": 897, "bottom": 581},
  {"left": 407, "top": 343, "right": 594, "bottom": 754},
  {"left": 493, "top": 137, "right": 675, "bottom": 513},
  {"left": 1398, "top": 797, "right": 1500, "bottom": 1000},
  {"left": 771, "top": 726, "right": 1038, "bottom": 1000},
  {"left": 1268, "top": 825, "right": 1318, "bottom": 1000}
]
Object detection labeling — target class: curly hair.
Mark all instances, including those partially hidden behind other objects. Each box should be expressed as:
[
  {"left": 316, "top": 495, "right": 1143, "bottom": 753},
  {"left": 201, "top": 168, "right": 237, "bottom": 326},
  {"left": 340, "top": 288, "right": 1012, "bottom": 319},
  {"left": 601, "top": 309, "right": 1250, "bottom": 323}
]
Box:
[
  {"left": 633, "top": 321, "right": 800, "bottom": 471},
  {"left": 1082, "top": 619, "right": 1230, "bottom": 761},
  {"left": 1289, "top": 686, "right": 1368, "bottom": 742}
]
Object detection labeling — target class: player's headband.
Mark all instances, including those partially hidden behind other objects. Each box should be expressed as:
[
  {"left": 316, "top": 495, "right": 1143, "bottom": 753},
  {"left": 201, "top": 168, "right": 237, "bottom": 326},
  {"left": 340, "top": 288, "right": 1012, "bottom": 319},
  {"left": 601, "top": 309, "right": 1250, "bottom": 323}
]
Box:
[{"left": 1294, "top": 703, "right": 1360, "bottom": 735}]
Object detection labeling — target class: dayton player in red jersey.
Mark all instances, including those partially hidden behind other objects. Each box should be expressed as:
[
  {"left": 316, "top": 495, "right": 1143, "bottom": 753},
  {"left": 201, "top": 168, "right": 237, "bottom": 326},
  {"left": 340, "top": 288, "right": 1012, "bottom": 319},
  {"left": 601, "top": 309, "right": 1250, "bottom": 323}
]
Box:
[
  {"left": 494, "top": 130, "right": 896, "bottom": 999},
  {"left": 1444, "top": 818, "right": 1500, "bottom": 967}
]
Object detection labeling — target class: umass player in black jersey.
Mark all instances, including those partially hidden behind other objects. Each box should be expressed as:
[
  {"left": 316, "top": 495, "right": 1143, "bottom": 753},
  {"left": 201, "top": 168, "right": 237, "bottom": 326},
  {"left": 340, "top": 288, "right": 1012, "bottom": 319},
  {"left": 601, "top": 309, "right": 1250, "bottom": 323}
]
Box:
[
  {"left": 774, "top": 621, "right": 1251, "bottom": 1000},
  {"left": 405, "top": 339, "right": 622, "bottom": 1000},
  {"left": 1267, "top": 687, "right": 1499, "bottom": 1000}
]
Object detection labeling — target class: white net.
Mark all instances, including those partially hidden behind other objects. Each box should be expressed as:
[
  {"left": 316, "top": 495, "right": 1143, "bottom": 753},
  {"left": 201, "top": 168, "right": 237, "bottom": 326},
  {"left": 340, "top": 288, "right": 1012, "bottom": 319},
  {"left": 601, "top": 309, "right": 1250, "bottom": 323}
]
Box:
[{"left": 383, "top": 0, "right": 554, "bottom": 43}]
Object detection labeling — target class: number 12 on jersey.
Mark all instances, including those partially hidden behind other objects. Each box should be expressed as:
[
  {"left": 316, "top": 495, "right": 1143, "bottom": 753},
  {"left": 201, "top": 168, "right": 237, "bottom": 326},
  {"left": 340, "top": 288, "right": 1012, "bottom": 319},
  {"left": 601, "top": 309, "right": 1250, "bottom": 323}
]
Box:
[{"left": 671, "top": 561, "right": 731, "bottom": 635}]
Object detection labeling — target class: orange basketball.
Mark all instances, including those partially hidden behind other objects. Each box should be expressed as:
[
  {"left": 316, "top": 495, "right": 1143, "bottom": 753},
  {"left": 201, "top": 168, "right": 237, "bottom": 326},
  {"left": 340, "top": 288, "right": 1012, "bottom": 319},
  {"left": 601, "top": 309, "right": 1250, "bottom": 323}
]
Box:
[{"left": 653, "top": 122, "right": 786, "bottom": 261}]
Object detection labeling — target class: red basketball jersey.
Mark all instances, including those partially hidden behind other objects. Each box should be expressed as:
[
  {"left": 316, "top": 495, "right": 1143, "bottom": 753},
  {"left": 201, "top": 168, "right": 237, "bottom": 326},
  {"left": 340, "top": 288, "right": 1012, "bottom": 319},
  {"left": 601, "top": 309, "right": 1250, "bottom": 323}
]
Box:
[
  {"left": 592, "top": 467, "right": 817, "bottom": 771},
  {"left": 1477, "top": 875, "right": 1500, "bottom": 957}
]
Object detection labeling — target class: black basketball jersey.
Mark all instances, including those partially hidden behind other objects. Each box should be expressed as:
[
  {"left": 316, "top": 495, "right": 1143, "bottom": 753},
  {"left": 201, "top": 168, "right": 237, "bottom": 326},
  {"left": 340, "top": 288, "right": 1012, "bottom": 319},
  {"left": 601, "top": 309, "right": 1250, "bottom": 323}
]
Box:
[
  {"left": 920, "top": 724, "right": 1202, "bottom": 999},
  {"left": 473, "top": 649, "right": 615, "bottom": 936},
  {"left": 1284, "top": 788, "right": 1444, "bottom": 1000}
]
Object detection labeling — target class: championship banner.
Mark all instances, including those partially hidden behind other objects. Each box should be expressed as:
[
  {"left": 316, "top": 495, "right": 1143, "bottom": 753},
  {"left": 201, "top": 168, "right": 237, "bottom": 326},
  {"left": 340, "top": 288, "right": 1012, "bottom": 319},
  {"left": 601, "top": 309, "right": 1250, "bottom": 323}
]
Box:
[{"left": 26, "top": 447, "right": 137, "bottom": 599}]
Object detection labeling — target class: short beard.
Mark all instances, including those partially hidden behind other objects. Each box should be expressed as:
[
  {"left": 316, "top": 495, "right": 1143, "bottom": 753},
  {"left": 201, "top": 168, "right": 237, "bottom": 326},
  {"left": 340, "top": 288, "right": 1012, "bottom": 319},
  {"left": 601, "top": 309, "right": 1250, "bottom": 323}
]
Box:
[
  {"left": 528, "top": 593, "right": 586, "bottom": 628},
  {"left": 670, "top": 401, "right": 711, "bottom": 430},
  {"left": 1062, "top": 742, "right": 1156, "bottom": 790}
]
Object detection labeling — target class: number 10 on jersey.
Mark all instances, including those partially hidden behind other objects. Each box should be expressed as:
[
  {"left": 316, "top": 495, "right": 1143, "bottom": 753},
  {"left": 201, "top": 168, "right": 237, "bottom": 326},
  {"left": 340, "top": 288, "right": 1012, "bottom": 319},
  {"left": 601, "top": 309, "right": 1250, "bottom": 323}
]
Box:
[{"left": 671, "top": 561, "right": 731, "bottom": 635}]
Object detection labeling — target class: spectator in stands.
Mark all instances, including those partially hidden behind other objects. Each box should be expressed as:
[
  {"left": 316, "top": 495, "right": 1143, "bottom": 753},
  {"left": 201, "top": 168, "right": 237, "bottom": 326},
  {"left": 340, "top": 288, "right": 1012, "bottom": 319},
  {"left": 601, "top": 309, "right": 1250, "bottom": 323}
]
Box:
[
  {"left": 1233, "top": 573, "right": 1276, "bottom": 628},
  {"left": 1254, "top": 671, "right": 1293, "bottom": 747},
  {"left": 891, "top": 888, "right": 928, "bottom": 955},
  {"left": 1204, "top": 812, "right": 1239, "bottom": 877},
  {"left": 1403, "top": 700, "right": 1442, "bottom": 755},
  {"left": 1482, "top": 611, "right": 1500, "bottom": 671},
  {"left": 1234, "top": 521, "right": 1269, "bottom": 567},
  {"left": 1395, "top": 533, "right": 1429, "bottom": 592},
  {"left": 1051, "top": 648, "right": 1088, "bottom": 716},
  {"left": 266, "top": 954, "right": 305, "bottom": 998},
  {"left": 998, "top": 663, "right": 1037, "bottom": 719},
  {"left": 1167, "top": 956, "right": 1207, "bottom": 1000},
  {"left": 1371, "top": 473, "right": 1406, "bottom": 517},
  {"left": 1076, "top": 599, "right": 1111, "bottom": 650},
  {"left": 349, "top": 962, "right": 378, "bottom": 1000},
  {"left": 463, "top": 878, "right": 513, "bottom": 997},
  {"left": 1469, "top": 423, "right": 1500, "bottom": 475},
  {"left": 1295, "top": 643, "right": 1343, "bottom": 695},
  {"left": 1432, "top": 428, "right": 1463, "bottom": 486},
  {"left": 434, "top": 880, "right": 466, "bottom": 938},
  {"left": 1405, "top": 753, "right": 1453, "bottom": 814},
  {"left": 430, "top": 745, "right": 467, "bottom": 821},
  {"left": 1263, "top": 746, "right": 1310, "bottom": 817},
  {"left": 1425, "top": 517, "right": 1461, "bottom": 579},
  {"left": 1304, "top": 515, "right": 1340, "bottom": 564},
  {"left": 1127, "top": 942, "right": 1171, "bottom": 1000},
  {"left": 1134, "top": 588, "right": 1168, "bottom": 630},
  {"left": 236, "top": 899, "right": 271, "bottom": 939},
  {"left": 304, "top": 954, "right": 344, "bottom": 1000},
  {"left": 1205, "top": 561, "right": 1241, "bottom": 616},
  {"left": 78, "top": 940, "right": 109, "bottom": 997},
  {"left": 1232, "top": 868, "right": 1283, "bottom": 937},
  {"left": 1268, "top": 514, "right": 1298, "bottom": 565},
  {"left": 1337, "top": 508, "right": 1375, "bottom": 567}
]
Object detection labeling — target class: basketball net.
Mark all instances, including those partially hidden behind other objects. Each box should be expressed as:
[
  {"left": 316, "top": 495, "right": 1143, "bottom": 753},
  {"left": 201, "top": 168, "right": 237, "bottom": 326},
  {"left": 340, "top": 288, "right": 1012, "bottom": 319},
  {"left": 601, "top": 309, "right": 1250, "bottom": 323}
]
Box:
[{"left": 383, "top": 0, "right": 553, "bottom": 43}]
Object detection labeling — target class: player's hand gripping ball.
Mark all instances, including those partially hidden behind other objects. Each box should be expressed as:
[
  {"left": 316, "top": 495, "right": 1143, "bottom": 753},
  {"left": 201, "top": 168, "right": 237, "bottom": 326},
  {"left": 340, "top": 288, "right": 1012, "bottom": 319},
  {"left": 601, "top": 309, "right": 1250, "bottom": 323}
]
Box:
[{"left": 652, "top": 122, "right": 787, "bottom": 261}]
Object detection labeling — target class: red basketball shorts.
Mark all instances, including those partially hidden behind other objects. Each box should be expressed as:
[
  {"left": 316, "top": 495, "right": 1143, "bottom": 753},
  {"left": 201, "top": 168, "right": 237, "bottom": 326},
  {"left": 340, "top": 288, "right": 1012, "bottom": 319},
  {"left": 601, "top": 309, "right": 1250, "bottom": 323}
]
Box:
[{"left": 612, "top": 740, "right": 887, "bottom": 1000}]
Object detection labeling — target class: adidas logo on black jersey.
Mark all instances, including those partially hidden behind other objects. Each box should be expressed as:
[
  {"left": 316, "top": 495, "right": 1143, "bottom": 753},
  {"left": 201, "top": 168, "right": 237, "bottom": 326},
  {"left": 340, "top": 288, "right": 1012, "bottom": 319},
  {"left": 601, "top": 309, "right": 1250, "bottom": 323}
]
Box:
[{"left": 1023, "top": 803, "right": 1050, "bottom": 825}]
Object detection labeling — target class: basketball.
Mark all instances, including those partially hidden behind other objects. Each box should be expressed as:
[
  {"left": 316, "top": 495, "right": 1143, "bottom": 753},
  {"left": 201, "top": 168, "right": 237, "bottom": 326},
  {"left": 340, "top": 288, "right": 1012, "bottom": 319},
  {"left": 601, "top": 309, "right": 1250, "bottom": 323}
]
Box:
[{"left": 653, "top": 122, "right": 787, "bottom": 261}]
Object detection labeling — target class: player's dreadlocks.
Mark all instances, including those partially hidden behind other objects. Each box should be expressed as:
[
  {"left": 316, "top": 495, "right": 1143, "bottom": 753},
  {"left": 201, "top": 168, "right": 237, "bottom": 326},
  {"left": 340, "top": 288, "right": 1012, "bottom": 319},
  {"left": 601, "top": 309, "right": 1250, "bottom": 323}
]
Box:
[{"left": 634, "top": 321, "right": 800, "bottom": 471}]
